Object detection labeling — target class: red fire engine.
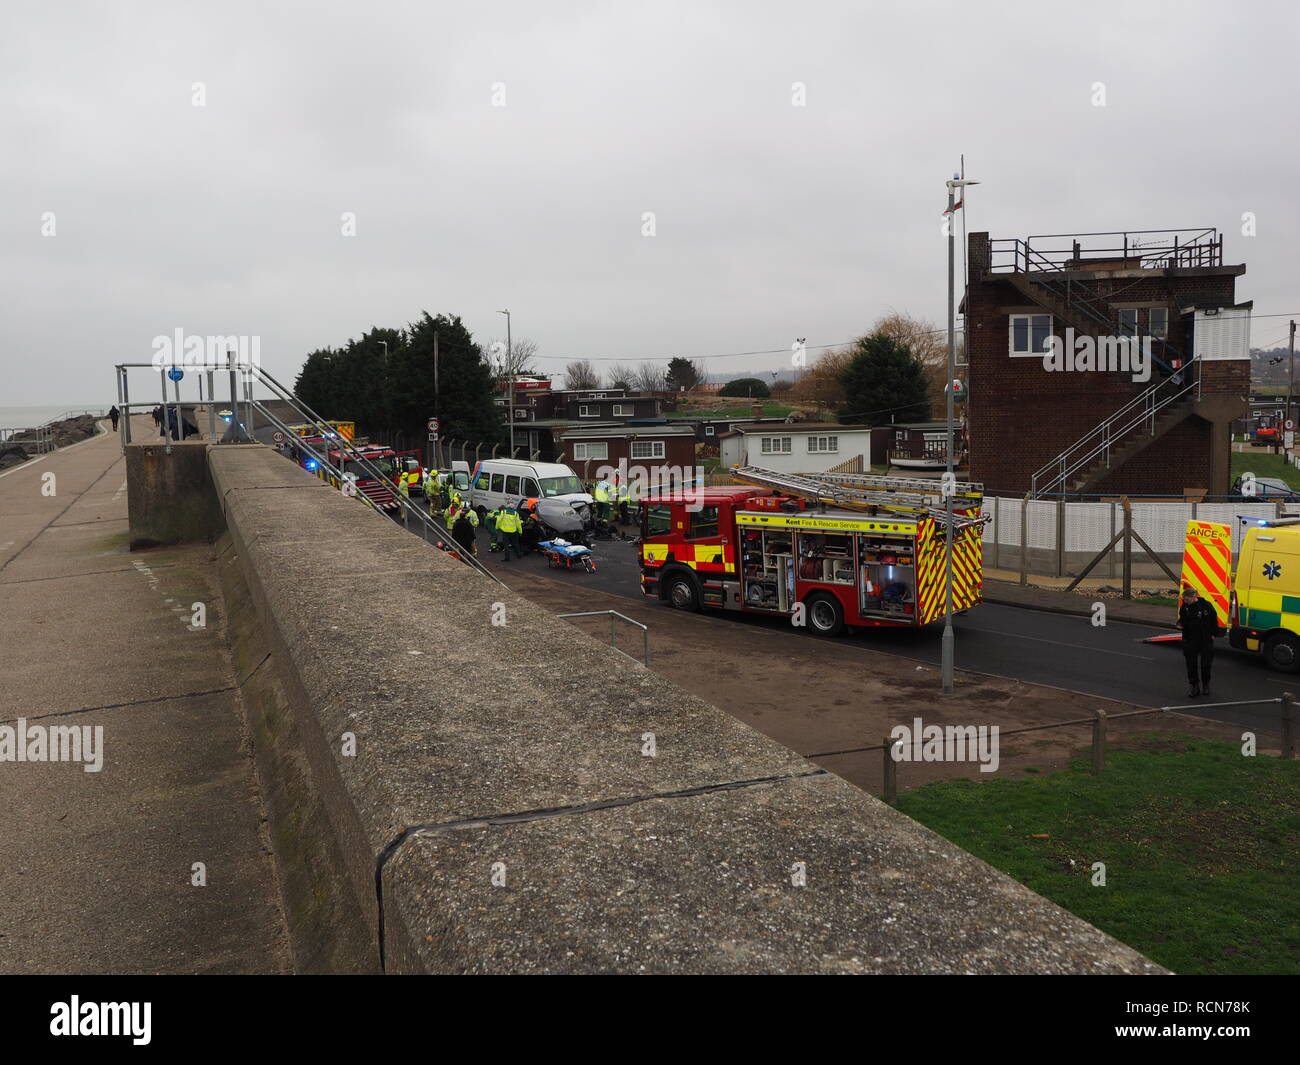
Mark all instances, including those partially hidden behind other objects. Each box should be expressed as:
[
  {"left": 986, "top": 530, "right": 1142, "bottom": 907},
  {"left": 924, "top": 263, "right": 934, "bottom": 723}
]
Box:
[
  {"left": 639, "top": 467, "right": 985, "bottom": 636},
  {"left": 301, "top": 445, "right": 423, "bottom": 512}
]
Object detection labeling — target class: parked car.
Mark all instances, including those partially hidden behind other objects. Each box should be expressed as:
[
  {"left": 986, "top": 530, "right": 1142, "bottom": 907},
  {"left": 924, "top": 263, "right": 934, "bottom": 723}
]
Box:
[{"left": 1232, "top": 475, "right": 1300, "bottom": 502}]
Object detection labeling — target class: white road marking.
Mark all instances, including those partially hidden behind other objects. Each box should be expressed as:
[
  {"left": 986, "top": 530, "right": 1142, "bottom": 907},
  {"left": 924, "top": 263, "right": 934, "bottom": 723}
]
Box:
[{"left": 972, "top": 626, "right": 1154, "bottom": 661}]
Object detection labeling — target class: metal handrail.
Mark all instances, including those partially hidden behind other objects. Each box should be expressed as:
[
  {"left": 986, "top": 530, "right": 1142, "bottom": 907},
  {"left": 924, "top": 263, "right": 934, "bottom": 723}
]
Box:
[
  {"left": 1030, "top": 367, "right": 1199, "bottom": 498},
  {"left": 990, "top": 228, "right": 1221, "bottom": 273},
  {"left": 45, "top": 408, "right": 110, "bottom": 424},
  {"left": 246, "top": 368, "right": 504, "bottom": 586},
  {"left": 557, "top": 610, "right": 649, "bottom": 666},
  {"left": 0, "top": 425, "right": 56, "bottom": 452},
  {"left": 109, "top": 357, "right": 504, "bottom": 586}
]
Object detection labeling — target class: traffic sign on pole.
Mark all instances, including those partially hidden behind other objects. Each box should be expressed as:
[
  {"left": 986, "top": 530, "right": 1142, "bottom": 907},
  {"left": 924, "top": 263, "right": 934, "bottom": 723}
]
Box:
[
  {"left": 427, "top": 417, "right": 440, "bottom": 433},
  {"left": 272, "top": 430, "right": 285, "bottom": 444}
]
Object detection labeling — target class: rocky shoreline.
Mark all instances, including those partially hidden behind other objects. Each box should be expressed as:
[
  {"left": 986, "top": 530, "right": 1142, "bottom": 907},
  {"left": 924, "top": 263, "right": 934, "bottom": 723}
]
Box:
[{"left": 0, "top": 414, "right": 101, "bottom": 470}]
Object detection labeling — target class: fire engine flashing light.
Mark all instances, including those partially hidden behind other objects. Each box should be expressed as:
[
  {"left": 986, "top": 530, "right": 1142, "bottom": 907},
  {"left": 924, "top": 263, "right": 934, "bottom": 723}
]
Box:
[{"left": 305, "top": 459, "right": 318, "bottom": 470}]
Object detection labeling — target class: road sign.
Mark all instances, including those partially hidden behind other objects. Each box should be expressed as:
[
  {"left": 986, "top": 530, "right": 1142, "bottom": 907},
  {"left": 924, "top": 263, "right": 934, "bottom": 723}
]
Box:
[
  {"left": 1286, "top": 419, "right": 1295, "bottom": 431},
  {"left": 272, "top": 430, "right": 285, "bottom": 444},
  {"left": 427, "top": 417, "right": 440, "bottom": 433},
  {"left": 167, "top": 367, "right": 184, "bottom": 382},
  {"left": 428, "top": 433, "right": 436, "bottom": 442},
  {"left": 1286, "top": 431, "right": 1295, "bottom": 449}
]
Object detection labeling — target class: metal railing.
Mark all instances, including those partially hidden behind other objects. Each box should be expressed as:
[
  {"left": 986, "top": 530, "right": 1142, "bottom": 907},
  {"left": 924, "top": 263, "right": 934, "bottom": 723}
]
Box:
[
  {"left": 45, "top": 408, "right": 109, "bottom": 424},
  {"left": 247, "top": 368, "right": 505, "bottom": 586},
  {"left": 557, "top": 610, "right": 649, "bottom": 666},
  {"left": 111, "top": 356, "right": 504, "bottom": 586},
  {"left": 989, "top": 228, "right": 1222, "bottom": 274},
  {"left": 1029, "top": 362, "right": 1200, "bottom": 499},
  {"left": 0, "top": 425, "right": 55, "bottom": 452},
  {"left": 807, "top": 695, "right": 1295, "bottom": 804}
]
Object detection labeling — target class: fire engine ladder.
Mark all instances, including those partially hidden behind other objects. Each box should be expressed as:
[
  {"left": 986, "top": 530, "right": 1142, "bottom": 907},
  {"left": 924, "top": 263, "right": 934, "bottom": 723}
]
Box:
[{"left": 729, "top": 466, "right": 987, "bottom": 530}]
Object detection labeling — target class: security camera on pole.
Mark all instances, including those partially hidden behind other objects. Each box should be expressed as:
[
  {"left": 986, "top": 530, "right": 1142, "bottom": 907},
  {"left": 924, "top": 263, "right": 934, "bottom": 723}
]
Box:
[{"left": 942, "top": 168, "right": 978, "bottom": 695}]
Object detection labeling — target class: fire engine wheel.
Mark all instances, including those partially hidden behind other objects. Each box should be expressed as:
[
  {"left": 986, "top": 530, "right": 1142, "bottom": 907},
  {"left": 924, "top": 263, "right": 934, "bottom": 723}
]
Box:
[
  {"left": 665, "top": 571, "right": 701, "bottom": 612},
  {"left": 1264, "top": 632, "right": 1300, "bottom": 673},
  {"left": 805, "top": 594, "right": 845, "bottom": 637}
]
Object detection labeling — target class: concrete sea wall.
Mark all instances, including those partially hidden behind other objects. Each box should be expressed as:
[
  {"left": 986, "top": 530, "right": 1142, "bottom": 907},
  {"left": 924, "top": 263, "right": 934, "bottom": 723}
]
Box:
[{"left": 127, "top": 441, "right": 1165, "bottom": 973}]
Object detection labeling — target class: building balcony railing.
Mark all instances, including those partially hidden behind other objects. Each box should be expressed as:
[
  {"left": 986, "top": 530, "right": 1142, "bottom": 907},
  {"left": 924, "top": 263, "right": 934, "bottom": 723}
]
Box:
[{"left": 989, "top": 228, "right": 1223, "bottom": 274}]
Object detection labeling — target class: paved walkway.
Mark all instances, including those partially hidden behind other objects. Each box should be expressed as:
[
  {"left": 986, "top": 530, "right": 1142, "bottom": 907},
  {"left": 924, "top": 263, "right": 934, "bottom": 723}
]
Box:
[
  {"left": 982, "top": 570, "right": 1176, "bottom": 627},
  {"left": 0, "top": 417, "right": 289, "bottom": 973}
]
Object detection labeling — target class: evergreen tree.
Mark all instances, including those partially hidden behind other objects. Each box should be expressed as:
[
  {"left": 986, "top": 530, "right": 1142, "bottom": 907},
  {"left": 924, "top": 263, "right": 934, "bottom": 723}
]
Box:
[
  {"left": 402, "top": 312, "right": 503, "bottom": 443},
  {"left": 292, "top": 315, "right": 503, "bottom": 445},
  {"left": 837, "top": 333, "right": 931, "bottom": 425}
]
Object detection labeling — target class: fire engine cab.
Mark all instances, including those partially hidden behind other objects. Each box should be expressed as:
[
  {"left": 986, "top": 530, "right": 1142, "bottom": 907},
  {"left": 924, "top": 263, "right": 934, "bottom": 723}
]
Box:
[
  {"left": 303, "top": 445, "right": 423, "bottom": 512},
  {"left": 639, "top": 467, "right": 985, "bottom": 636}
]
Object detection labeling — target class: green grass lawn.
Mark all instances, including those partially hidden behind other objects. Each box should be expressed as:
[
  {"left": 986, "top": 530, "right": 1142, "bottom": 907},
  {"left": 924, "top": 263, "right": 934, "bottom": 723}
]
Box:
[
  {"left": 1231, "top": 449, "right": 1300, "bottom": 490},
  {"left": 895, "top": 735, "right": 1300, "bottom": 975},
  {"left": 667, "top": 403, "right": 793, "bottom": 419},
  {"left": 1137, "top": 595, "right": 1180, "bottom": 607}
]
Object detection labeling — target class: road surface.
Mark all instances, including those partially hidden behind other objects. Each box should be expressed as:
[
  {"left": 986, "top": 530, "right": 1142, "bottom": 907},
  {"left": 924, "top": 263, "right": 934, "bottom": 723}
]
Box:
[
  {"left": 261, "top": 440, "right": 1289, "bottom": 736},
  {"left": 475, "top": 530, "right": 1290, "bottom": 734}
]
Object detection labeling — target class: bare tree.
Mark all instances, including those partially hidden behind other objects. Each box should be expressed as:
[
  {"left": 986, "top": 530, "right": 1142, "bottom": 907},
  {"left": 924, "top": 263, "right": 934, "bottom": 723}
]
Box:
[
  {"left": 628, "top": 361, "right": 669, "bottom": 392},
  {"left": 483, "top": 336, "right": 540, "bottom": 379},
  {"left": 793, "top": 346, "right": 853, "bottom": 410},
  {"left": 564, "top": 359, "right": 601, "bottom": 390}
]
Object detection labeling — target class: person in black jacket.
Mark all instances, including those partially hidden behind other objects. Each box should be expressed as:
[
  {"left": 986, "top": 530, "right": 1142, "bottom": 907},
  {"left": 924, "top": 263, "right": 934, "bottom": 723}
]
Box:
[
  {"left": 1177, "top": 587, "right": 1222, "bottom": 698},
  {"left": 451, "top": 510, "right": 477, "bottom": 558}
]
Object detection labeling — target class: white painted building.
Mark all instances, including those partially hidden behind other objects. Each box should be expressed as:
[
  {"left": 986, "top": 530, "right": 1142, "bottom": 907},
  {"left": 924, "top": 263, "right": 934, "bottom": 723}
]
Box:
[{"left": 718, "top": 423, "right": 872, "bottom": 474}]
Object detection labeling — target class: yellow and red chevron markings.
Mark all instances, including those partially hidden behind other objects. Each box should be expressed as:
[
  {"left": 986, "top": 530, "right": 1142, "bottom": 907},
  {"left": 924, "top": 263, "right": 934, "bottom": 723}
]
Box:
[
  {"left": 1179, "top": 520, "right": 1232, "bottom": 624},
  {"left": 916, "top": 518, "right": 983, "bottom": 625}
]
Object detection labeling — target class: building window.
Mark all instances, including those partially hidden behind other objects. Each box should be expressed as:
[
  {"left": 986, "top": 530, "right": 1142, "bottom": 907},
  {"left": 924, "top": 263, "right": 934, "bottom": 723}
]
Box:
[
  {"left": 1149, "top": 307, "right": 1169, "bottom": 338},
  {"left": 572, "top": 442, "right": 608, "bottom": 460},
  {"left": 760, "top": 436, "right": 792, "bottom": 454},
  {"left": 1009, "top": 313, "right": 1052, "bottom": 357},
  {"left": 613, "top": 404, "right": 631, "bottom": 416},
  {"left": 1118, "top": 309, "right": 1138, "bottom": 336},
  {"left": 631, "top": 440, "right": 665, "bottom": 460},
  {"left": 578, "top": 405, "right": 599, "bottom": 418},
  {"left": 807, "top": 435, "right": 838, "bottom": 454}
]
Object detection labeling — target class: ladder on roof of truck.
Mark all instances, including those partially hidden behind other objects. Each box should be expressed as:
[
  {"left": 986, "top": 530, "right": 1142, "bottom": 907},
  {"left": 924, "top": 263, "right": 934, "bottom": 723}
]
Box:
[{"left": 729, "top": 465, "right": 987, "bottom": 529}]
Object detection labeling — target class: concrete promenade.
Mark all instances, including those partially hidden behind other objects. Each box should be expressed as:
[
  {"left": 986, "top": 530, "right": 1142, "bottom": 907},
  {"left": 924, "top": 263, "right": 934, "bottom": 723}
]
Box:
[{"left": 0, "top": 417, "right": 289, "bottom": 973}]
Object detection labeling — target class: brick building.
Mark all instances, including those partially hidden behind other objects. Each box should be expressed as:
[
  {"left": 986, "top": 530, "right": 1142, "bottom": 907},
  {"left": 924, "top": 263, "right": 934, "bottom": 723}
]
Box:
[
  {"left": 559, "top": 424, "right": 698, "bottom": 482},
  {"left": 963, "top": 228, "right": 1250, "bottom": 496}
]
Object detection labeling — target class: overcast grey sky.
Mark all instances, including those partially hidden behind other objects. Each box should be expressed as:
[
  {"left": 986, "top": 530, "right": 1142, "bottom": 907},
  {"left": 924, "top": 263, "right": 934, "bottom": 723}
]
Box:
[{"left": 3, "top": 0, "right": 1297, "bottom": 405}]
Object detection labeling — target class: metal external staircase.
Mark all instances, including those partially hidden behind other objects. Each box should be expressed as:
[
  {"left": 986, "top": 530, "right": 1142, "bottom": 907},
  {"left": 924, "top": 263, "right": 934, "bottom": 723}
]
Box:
[
  {"left": 987, "top": 229, "right": 1225, "bottom": 499},
  {"left": 1007, "top": 265, "right": 1184, "bottom": 376},
  {"left": 1029, "top": 368, "right": 1199, "bottom": 498}
]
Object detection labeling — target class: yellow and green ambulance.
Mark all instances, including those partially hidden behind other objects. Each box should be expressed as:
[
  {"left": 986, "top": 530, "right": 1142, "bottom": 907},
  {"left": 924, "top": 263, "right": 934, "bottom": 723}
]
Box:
[{"left": 1229, "top": 522, "right": 1300, "bottom": 671}]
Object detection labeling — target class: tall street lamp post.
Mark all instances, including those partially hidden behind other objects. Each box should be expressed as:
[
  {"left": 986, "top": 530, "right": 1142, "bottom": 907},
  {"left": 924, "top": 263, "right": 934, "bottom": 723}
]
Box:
[
  {"left": 498, "top": 309, "right": 513, "bottom": 454},
  {"left": 943, "top": 171, "right": 978, "bottom": 695}
]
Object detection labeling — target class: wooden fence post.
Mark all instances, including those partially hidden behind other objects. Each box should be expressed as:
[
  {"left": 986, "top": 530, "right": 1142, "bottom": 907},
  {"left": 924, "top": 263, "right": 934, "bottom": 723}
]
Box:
[
  {"left": 883, "top": 736, "right": 897, "bottom": 804},
  {"left": 1091, "top": 709, "right": 1107, "bottom": 775},
  {"left": 1283, "top": 692, "right": 1296, "bottom": 759},
  {"left": 1019, "top": 494, "right": 1029, "bottom": 586}
]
